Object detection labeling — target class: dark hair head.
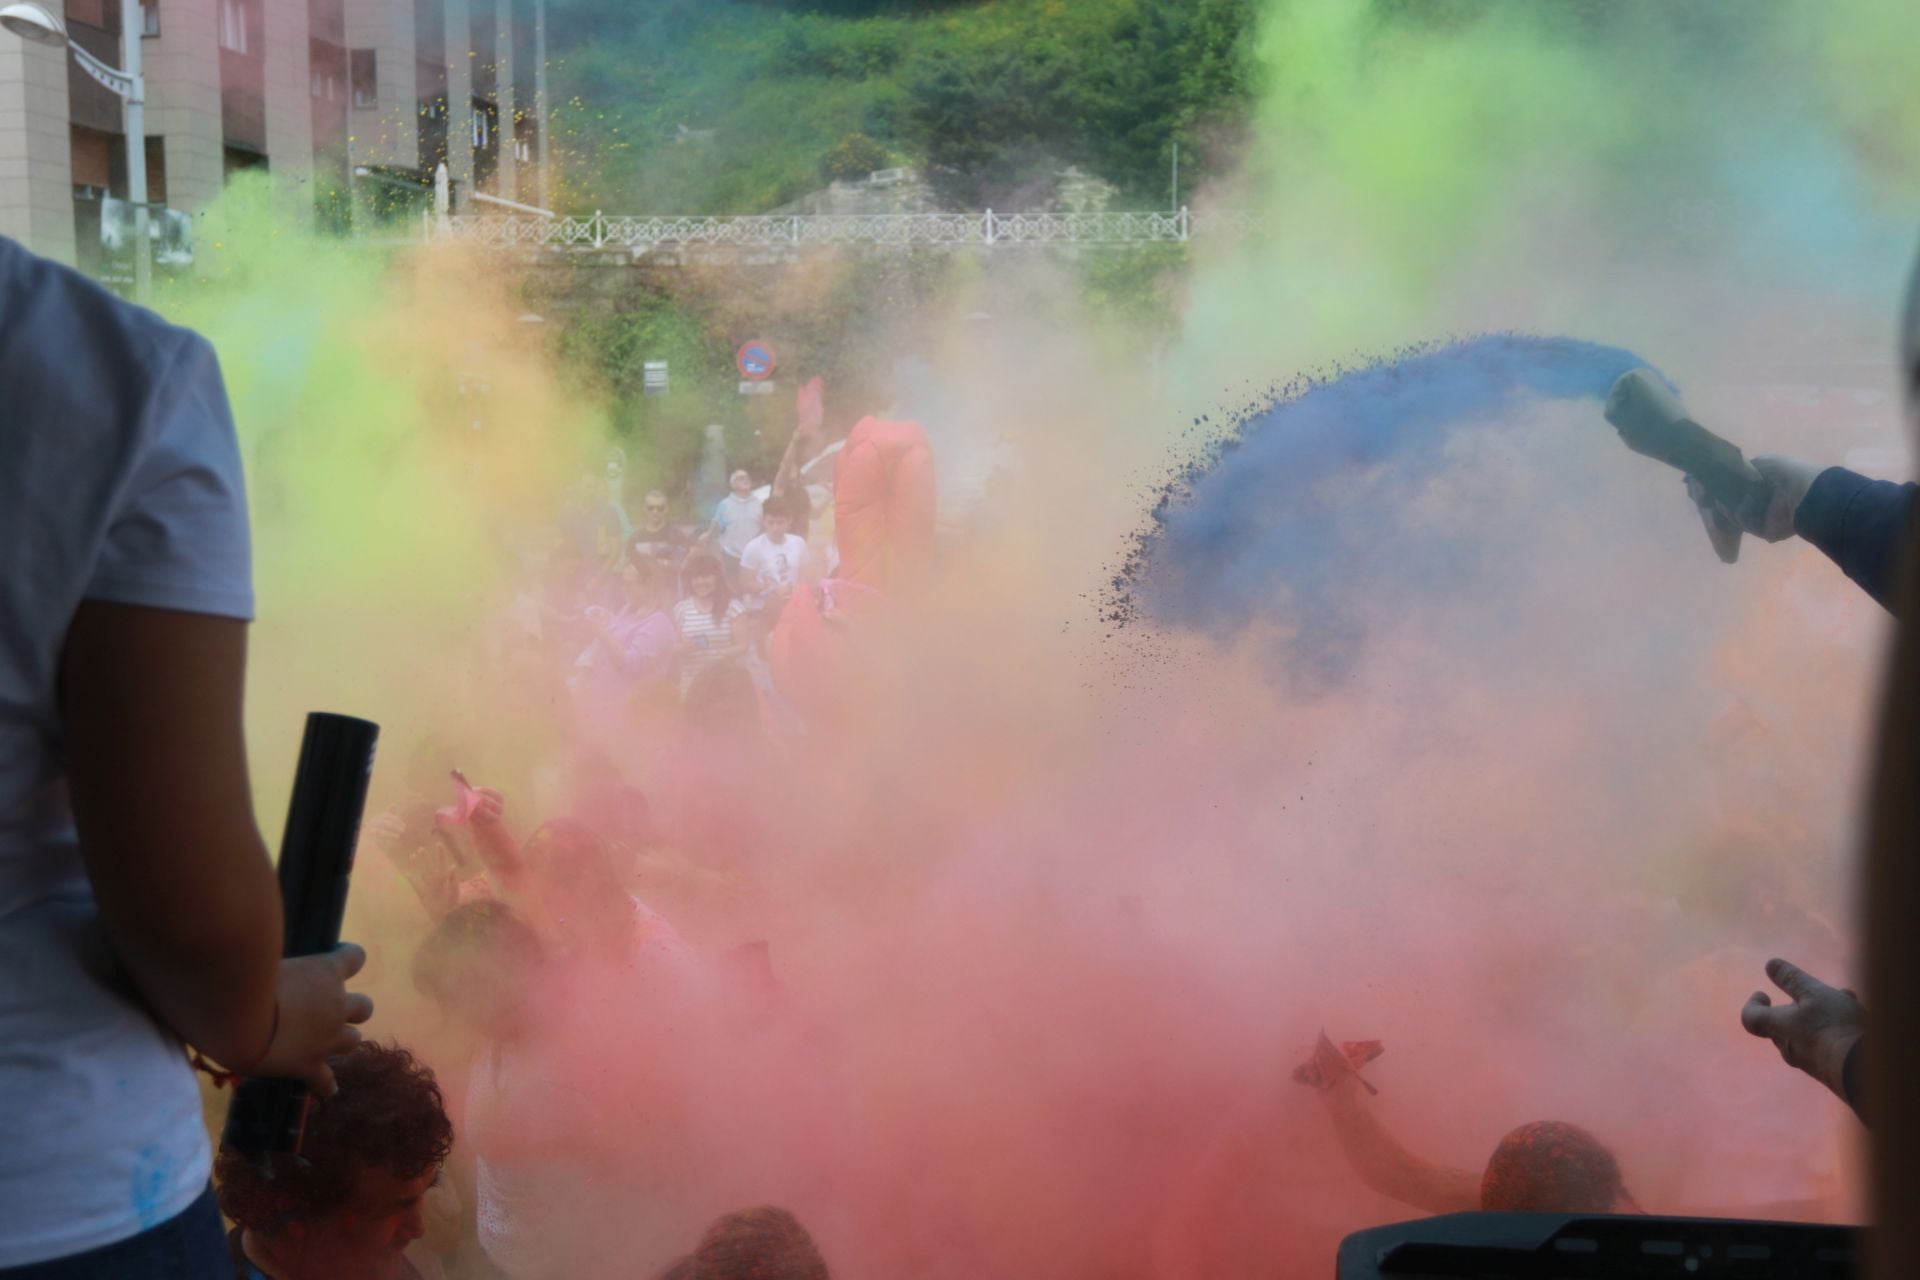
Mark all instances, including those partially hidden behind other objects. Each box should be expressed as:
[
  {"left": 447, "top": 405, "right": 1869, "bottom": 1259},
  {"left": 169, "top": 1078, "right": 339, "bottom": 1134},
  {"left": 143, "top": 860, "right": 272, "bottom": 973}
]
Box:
[
  {"left": 411, "top": 899, "right": 543, "bottom": 1008},
  {"left": 682, "top": 552, "right": 733, "bottom": 612},
  {"left": 687, "top": 1206, "right": 830, "bottom": 1280},
  {"left": 773, "top": 487, "right": 811, "bottom": 527},
  {"left": 1480, "top": 1121, "right": 1628, "bottom": 1212},
  {"left": 761, "top": 492, "right": 793, "bottom": 524},
  {"left": 215, "top": 1041, "right": 453, "bottom": 1232}
]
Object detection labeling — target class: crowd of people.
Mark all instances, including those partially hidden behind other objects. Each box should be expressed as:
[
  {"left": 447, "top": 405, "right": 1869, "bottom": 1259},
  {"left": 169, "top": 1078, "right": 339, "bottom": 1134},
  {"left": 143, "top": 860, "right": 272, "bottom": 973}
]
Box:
[
  {"left": 4, "top": 224, "right": 1920, "bottom": 1279},
  {"left": 548, "top": 453, "right": 830, "bottom": 702},
  {"left": 295, "top": 401, "right": 879, "bottom": 1277}
]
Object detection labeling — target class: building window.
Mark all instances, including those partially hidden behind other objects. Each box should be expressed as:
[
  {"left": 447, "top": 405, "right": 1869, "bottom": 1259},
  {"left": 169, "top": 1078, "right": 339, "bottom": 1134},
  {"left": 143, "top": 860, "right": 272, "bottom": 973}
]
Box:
[
  {"left": 144, "top": 135, "right": 169, "bottom": 204},
  {"left": 64, "top": 0, "right": 106, "bottom": 30},
  {"left": 69, "top": 124, "right": 113, "bottom": 189},
  {"left": 218, "top": 0, "right": 248, "bottom": 52},
  {"left": 350, "top": 48, "right": 377, "bottom": 108},
  {"left": 311, "top": 38, "right": 344, "bottom": 101},
  {"left": 471, "top": 108, "right": 489, "bottom": 150},
  {"left": 140, "top": 0, "right": 158, "bottom": 36}
]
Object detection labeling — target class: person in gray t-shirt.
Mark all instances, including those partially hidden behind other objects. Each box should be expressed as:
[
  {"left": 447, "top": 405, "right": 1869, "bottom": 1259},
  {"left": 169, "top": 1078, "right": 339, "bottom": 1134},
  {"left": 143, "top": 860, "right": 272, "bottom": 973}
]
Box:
[{"left": 0, "top": 236, "right": 372, "bottom": 1270}]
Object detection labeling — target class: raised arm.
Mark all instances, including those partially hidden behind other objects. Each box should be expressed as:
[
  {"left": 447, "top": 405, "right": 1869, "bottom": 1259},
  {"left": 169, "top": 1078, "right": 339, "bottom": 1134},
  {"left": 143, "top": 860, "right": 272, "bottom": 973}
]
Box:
[
  {"left": 1296, "top": 1035, "right": 1480, "bottom": 1215},
  {"left": 463, "top": 786, "right": 527, "bottom": 896},
  {"left": 772, "top": 376, "right": 826, "bottom": 499},
  {"left": 1318, "top": 1075, "right": 1482, "bottom": 1214}
]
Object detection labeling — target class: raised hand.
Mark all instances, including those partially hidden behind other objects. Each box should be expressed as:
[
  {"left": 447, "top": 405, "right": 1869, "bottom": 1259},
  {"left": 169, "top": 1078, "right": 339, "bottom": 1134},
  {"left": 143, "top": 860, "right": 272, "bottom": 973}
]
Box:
[
  {"left": 1292, "top": 1030, "right": 1382, "bottom": 1095},
  {"left": 370, "top": 810, "right": 460, "bottom": 918},
  {"left": 1740, "top": 957, "right": 1866, "bottom": 1103},
  {"left": 469, "top": 786, "right": 506, "bottom": 827}
]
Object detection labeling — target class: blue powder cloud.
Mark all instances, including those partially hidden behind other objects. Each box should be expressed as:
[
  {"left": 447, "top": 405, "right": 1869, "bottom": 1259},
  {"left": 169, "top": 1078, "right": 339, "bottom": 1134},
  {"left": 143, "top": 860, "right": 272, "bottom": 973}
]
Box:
[{"left": 1122, "top": 334, "right": 1662, "bottom": 678}]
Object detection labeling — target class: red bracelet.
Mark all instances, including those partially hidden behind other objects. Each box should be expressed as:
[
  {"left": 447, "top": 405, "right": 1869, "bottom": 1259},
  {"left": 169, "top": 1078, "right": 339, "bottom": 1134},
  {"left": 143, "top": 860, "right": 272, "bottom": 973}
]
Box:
[
  {"left": 188, "top": 1048, "right": 242, "bottom": 1089},
  {"left": 188, "top": 999, "right": 279, "bottom": 1088}
]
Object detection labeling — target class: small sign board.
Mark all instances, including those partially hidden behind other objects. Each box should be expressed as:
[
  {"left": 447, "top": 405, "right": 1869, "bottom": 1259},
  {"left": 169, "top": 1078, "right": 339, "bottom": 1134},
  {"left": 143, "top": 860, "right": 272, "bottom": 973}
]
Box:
[
  {"left": 738, "top": 380, "right": 777, "bottom": 396},
  {"left": 736, "top": 340, "right": 776, "bottom": 382},
  {"left": 642, "top": 360, "right": 669, "bottom": 396}
]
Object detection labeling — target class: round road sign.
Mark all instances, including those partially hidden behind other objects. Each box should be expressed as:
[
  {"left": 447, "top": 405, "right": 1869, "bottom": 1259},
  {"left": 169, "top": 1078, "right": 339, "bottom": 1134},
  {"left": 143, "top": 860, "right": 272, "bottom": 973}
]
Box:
[{"left": 736, "top": 340, "right": 776, "bottom": 381}]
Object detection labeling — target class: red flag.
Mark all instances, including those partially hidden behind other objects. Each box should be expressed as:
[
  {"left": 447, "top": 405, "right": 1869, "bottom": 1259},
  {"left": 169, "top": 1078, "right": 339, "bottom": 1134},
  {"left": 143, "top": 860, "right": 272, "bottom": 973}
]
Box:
[{"left": 796, "top": 376, "right": 825, "bottom": 441}]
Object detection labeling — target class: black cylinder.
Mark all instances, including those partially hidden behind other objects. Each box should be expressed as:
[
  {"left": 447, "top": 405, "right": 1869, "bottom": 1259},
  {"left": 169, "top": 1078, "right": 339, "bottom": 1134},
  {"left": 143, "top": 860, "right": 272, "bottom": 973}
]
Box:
[{"left": 219, "top": 711, "right": 379, "bottom": 1157}]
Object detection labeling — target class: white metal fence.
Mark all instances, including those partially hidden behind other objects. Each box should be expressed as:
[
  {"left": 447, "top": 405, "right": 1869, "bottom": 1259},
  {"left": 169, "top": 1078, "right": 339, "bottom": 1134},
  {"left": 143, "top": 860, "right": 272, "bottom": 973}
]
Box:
[{"left": 424, "top": 207, "right": 1256, "bottom": 254}]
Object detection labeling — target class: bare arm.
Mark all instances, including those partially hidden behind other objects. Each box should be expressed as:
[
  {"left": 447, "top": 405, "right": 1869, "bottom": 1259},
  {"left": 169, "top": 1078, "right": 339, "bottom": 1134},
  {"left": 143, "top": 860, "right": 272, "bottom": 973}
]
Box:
[
  {"left": 773, "top": 375, "right": 825, "bottom": 498},
  {"left": 771, "top": 428, "right": 810, "bottom": 500},
  {"left": 62, "top": 603, "right": 371, "bottom": 1090},
  {"left": 1319, "top": 1075, "right": 1482, "bottom": 1214},
  {"left": 465, "top": 788, "right": 526, "bottom": 894},
  {"left": 62, "top": 603, "right": 281, "bottom": 1068}
]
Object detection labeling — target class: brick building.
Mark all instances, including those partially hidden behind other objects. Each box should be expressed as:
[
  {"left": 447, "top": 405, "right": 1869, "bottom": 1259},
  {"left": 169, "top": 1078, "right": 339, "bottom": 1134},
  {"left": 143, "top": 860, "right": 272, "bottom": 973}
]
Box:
[{"left": 0, "top": 0, "right": 547, "bottom": 266}]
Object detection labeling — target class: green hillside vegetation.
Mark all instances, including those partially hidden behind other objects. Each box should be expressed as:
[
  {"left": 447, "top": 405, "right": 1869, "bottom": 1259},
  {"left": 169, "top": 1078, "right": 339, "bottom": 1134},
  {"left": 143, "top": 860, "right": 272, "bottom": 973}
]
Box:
[
  {"left": 545, "top": 0, "right": 1261, "bottom": 214},
  {"left": 540, "top": 0, "right": 1259, "bottom": 483}
]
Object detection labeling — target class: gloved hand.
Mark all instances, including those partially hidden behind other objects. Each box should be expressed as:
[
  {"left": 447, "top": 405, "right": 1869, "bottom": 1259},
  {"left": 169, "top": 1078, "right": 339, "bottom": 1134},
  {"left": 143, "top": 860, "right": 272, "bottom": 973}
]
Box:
[
  {"left": 1740, "top": 957, "right": 1866, "bottom": 1106},
  {"left": 1684, "top": 453, "right": 1822, "bottom": 562},
  {"left": 1746, "top": 454, "right": 1824, "bottom": 535}
]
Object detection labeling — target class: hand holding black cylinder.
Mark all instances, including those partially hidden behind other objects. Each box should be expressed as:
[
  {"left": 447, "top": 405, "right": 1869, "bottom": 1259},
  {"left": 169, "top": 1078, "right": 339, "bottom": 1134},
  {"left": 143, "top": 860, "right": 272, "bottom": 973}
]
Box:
[{"left": 220, "top": 712, "right": 379, "bottom": 1157}]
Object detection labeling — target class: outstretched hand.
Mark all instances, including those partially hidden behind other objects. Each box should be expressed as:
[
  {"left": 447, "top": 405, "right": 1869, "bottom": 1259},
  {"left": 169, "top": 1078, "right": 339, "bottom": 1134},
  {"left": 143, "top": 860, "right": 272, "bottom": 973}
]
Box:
[{"left": 1740, "top": 957, "right": 1865, "bottom": 1104}]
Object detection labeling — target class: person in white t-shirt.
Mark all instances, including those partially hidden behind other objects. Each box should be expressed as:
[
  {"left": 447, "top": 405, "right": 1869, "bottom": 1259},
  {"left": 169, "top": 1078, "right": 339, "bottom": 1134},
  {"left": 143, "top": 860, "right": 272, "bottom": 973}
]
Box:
[
  {"left": 737, "top": 492, "right": 810, "bottom": 604},
  {"left": 0, "top": 237, "right": 372, "bottom": 1272}
]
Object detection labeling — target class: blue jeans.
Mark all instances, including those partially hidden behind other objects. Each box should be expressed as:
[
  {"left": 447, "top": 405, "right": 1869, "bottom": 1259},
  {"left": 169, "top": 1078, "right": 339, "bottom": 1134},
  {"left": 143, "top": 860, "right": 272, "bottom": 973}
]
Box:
[{"left": 0, "top": 1185, "right": 228, "bottom": 1279}]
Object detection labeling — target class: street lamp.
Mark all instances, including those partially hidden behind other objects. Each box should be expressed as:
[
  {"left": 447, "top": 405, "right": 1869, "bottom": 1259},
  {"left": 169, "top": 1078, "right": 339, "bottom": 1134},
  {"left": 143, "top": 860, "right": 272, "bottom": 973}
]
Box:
[{"left": 1, "top": 0, "right": 150, "bottom": 302}]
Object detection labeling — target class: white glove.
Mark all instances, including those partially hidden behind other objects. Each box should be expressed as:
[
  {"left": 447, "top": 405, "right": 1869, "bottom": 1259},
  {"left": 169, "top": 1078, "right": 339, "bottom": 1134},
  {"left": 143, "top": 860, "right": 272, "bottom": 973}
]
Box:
[
  {"left": 1685, "top": 453, "right": 1821, "bottom": 562},
  {"left": 1747, "top": 455, "right": 1823, "bottom": 537}
]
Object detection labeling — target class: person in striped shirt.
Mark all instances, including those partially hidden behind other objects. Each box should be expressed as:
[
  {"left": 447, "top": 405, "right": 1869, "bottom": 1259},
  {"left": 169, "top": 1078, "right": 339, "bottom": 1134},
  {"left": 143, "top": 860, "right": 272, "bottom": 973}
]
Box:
[{"left": 673, "top": 552, "right": 749, "bottom": 695}]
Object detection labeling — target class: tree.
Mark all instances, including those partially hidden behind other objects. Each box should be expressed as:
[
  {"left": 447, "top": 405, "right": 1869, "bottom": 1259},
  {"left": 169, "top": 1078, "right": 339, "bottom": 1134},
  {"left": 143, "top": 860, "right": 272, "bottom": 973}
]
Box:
[{"left": 821, "top": 132, "right": 893, "bottom": 183}]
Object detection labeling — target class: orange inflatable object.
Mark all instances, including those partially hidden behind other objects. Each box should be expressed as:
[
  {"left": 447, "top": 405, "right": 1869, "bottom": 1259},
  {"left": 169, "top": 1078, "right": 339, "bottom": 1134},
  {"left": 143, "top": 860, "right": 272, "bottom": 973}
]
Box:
[
  {"left": 767, "top": 578, "right": 885, "bottom": 735},
  {"left": 833, "top": 416, "right": 935, "bottom": 591}
]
